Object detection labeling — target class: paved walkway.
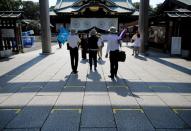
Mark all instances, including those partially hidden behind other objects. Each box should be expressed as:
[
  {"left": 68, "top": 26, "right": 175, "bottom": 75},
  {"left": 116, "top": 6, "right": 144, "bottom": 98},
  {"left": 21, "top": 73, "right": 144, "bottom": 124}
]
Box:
[{"left": 0, "top": 43, "right": 191, "bottom": 131}]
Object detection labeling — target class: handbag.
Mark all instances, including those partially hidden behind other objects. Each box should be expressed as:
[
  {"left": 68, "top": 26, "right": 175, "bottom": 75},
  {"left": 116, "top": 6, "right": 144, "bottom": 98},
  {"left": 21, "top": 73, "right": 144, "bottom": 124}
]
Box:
[
  {"left": 67, "top": 43, "right": 71, "bottom": 50},
  {"left": 117, "top": 51, "right": 126, "bottom": 62}
]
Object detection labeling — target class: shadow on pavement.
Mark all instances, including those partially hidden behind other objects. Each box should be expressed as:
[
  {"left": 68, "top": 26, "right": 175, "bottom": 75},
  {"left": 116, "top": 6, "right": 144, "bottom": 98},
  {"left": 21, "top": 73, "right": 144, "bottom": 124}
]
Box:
[{"left": 149, "top": 57, "right": 191, "bottom": 75}]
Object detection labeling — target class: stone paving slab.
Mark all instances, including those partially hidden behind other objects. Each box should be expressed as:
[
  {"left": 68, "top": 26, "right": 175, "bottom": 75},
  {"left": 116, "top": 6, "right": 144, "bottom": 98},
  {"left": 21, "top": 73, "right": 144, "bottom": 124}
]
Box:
[
  {"left": 147, "top": 85, "right": 173, "bottom": 92},
  {"left": 66, "top": 74, "right": 87, "bottom": 86},
  {"left": 157, "top": 93, "right": 191, "bottom": 108},
  {"left": 6, "top": 96, "right": 57, "bottom": 128},
  {"left": 101, "top": 65, "right": 126, "bottom": 86},
  {"left": 171, "top": 84, "right": 191, "bottom": 95},
  {"left": 127, "top": 81, "right": 155, "bottom": 96},
  {"left": 0, "top": 96, "right": 9, "bottom": 104},
  {"left": 156, "top": 129, "right": 191, "bottom": 131},
  {"left": 114, "top": 109, "right": 154, "bottom": 131},
  {"left": 0, "top": 86, "right": 40, "bottom": 108},
  {"left": 55, "top": 86, "right": 84, "bottom": 108},
  {"left": 51, "top": 63, "right": 71, "bottom": 80},
  {"left": 108, "top": 86, "right": 139, "bottom": 108},
  {"left": 85, "top": 82, "right": 107, "bottom": 94},
  {"left": 0, "top": 86, "right": 24, "bottom": 96},
  {"left": 31, "top": 75, "right": 51, "bottom": 86},
  {"left": 80, "top": 128, "right": 117, "bottom": 131},
  {"left": 24, "top": 81, "right": 46, "bottom": 88},
  {"left": 104, "top": 78, "right": 127, "bottom": 87},
  {"left": 81, "top": 95, "right": 115, "bottom": 127},
  {"left": 184, "top": 95, "right": 191, "bottom": 102},
  {"left": 81, "top": 106, "right": 115, "bottom": 128},
  {"left": 37, "top": 80, "right": 65, "bottom": 96},
  {"left": 83, "top": 95, "right": 110, "bottom": 106},
  {"left": 4, "top": 129, "right": 39, "bottom": 131},
  {"left": 19, "top": 85, "right": 41, "bottom": 93},
  {"left": 6, "top": 107, "right": 52, "bottom": 128},
  {"left": 137, "top": 96, "right": 187, "bottom": 129},
  {"left": 86, "top": 70, "right": 105, "bottom": 82},
  {"left": 0, "top": 76, "right": 18, "bottom": 87},
  {"left": 173, "top": 109, "right": 191, "bottom": 127},
  {"left": 144, "top": 107, "right": 188, "bottom": 129},
  {"left": 41, "top": 110, "right": 81, "bottom": 131},
  {"left": 0, "top": 93, "right": 36, "bottom": 108},
  {"left": 0, "top": 109, "right": 19, "bottom": 130}
]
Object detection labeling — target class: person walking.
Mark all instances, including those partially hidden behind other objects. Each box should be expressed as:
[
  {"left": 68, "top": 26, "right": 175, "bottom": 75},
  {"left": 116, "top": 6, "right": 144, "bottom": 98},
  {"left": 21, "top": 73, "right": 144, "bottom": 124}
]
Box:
[
  {"left": 57, "top": 30, "right": 62, "bottom": 48},
  {"left": 88, "top": 29, "right": 99, "bottom": 71},
  {"left": 97, "top": 33, "right": 104, "bottom": 60},
  {"left": 132, "top": 32, "right": 141, "bottom": 56},
  {"left": 67, "top": 29, "right": 81, "bottom": 74},
  {"left": 105, "top": 26, "right": 120, "bottom": 79},
  {"left": 80, "top": 34, "right": 88, "bottom": 60}
]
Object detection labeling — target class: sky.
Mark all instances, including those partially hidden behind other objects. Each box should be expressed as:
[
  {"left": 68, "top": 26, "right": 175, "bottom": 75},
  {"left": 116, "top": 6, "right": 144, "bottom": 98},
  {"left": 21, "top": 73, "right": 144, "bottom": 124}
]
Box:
[{"left": 23, "top": 0, "right": 165, "bottom": 8}]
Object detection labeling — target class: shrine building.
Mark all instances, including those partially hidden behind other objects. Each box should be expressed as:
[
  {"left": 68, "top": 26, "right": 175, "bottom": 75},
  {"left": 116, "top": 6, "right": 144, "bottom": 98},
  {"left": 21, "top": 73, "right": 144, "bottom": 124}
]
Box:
[{"left": 50, "top": 0, "right": 138, "bottom": 33}]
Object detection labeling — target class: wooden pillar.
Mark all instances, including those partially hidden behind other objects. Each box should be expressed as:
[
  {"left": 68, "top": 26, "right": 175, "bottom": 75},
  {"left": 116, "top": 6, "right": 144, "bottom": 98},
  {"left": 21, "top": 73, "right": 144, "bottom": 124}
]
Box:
[
  {"left": 139, "top": 0, "right": 149, "bottom": 53},
  {"left": 39, "top": 0, "right": 52, "bottom": 54}
]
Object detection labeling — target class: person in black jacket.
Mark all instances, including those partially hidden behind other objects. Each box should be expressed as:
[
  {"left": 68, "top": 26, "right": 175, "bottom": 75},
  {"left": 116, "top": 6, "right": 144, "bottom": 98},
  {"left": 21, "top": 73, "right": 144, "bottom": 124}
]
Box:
[
  {"left": 88, "top": 29, "right": 99, "bottom": 71},
  {"left": 80, "top": 34, "right": 88, "bottom": 60}
]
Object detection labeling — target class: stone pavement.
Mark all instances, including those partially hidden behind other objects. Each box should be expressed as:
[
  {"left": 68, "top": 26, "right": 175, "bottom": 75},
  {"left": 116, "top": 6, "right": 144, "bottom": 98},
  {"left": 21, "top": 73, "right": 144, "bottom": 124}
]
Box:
[{"left": 0, "top": 43, "right": 191, "bottom": 131}]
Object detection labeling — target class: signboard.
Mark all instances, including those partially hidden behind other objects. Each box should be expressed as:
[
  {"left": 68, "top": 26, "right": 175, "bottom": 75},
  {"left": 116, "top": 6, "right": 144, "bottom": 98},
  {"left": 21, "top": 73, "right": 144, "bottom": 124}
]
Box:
[
  {"left": 70, "top": 18, "right": 118, "bottom": 31},
  {"left": 171, "top": 37, "right": 181, "bottom": 55}
]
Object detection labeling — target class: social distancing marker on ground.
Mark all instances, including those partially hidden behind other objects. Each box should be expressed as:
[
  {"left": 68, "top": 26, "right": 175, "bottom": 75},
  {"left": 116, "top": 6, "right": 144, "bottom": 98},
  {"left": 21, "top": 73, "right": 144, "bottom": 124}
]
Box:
[
  {"left": 64, "top": 86, "right": 85, "bottom": 88},
  {"left": 51, "top": 108, "right": 82, "bottom": 114},
  {"left": 107, "top": 86, "right": 128, "bottom": 89},
  {"left": 172, "top": 109, "right": 191, "bottom": 114},
  {"left": 148, "top": 86, "right": 171, "bottom": 89},
  {"left": 0, "top": 108, "right": 21, "bottom": 114},
  {"left": 113, "top": 108, "right": 144, "bottom": 114}
]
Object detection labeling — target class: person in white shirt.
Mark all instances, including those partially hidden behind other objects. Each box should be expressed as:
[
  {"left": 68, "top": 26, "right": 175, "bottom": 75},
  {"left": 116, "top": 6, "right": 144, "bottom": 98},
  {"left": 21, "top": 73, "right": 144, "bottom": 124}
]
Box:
[
  {"left": 132, "top": 33, "right": 141, "bottom": 56},
  {"left": 104, "top": 26, "right": 120, "bottom": 79},
  {"left": 67, "top": 29, "right": 81, "bottom": 74},
  {"left": 97, "top": 33, "right": 104, "bottom": 60}
]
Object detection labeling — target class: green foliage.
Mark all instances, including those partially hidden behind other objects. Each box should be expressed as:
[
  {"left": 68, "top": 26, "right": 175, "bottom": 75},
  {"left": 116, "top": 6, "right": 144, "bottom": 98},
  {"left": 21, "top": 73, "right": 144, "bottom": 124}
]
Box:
[
  {"left": 22, "top": 1, "right": 40, "bottom": 20},
  {"left": 132, "top": 2, "right": 140, "bottom": 10},
  {"left": 132, "top": 2, "right": 163, "bottom": 17},
  {"left": 0, "top": 0, "right": 40, "bottom": 20},
  {"left": 151, "top": 3, "right": 163, "bottom": 16},
  {"left": 0, "top": 0, "right": 22, "bottom": 11},
  {"left": 22, "top": 20, "right": 41, "bottom": 35},
  {"left": 50, "top": 6, "right": 55, "bottom": 10}
]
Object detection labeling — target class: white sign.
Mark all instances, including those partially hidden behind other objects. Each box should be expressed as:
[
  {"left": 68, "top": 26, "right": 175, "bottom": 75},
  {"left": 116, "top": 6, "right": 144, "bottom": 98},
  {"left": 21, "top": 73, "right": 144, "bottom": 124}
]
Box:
[
  {"left": 171, "top": 37, "right": 181, "bottom": 55},
  {"left": 70, "top": 18, "right": 118, "bottom": 31}
]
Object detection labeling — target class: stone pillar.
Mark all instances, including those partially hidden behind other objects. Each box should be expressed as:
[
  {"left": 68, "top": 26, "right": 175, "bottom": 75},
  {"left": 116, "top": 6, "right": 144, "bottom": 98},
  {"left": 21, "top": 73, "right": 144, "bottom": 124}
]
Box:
[
  {"left": 39, "top": 0, "right": 52, "bottom": 54},
  {"left": 139, "top": 0, "right": 149, "bottom": 53}
]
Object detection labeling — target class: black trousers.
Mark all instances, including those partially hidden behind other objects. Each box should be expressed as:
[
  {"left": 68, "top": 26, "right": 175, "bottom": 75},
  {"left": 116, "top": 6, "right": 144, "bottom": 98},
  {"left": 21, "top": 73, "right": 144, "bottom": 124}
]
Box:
[
  {"left": 109, "top": 50, "right": 119, "bottom": 77},
  {"left": 70, "top": 47, "right": 78, "bottom": 72},
  {"left": 89, "top": 50, "right": 97, "bottom": 69},
  {"left": 82, "top": 49, "right": 87, "bottom": 59}
]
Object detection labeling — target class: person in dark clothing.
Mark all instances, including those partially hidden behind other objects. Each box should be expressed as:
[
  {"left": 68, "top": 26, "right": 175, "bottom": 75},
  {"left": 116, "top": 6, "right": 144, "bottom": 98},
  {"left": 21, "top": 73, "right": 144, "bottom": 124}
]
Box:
[
  {"left": 58, "top": 40, "right": 62, "bottom": 48},
  {"left": 80, "top": 34, "right": 88, "bottom": 60},
  {"left": 88, "top": 29, "right": 99, "bottom": 71}
]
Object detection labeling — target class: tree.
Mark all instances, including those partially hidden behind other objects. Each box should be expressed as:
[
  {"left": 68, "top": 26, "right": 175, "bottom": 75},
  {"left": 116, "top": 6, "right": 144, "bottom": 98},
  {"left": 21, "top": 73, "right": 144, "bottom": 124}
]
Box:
[
  {"left": 133, "top": 2, "right": 165, "bottom": 17},
  {"left": 0, "top": 0, "right": 22, "bottom": 11},
  {"left": 50, "top": 6, "right": 55, "bottom": 10},
  {"left": 152, "top": 3, "right": 163, "bottom": 16},
  {"left": 132, "top": 2, "right": 155, "bottom": 16},
  {"left": 22, "top": 1, "right": 40, "bottom": 20}
]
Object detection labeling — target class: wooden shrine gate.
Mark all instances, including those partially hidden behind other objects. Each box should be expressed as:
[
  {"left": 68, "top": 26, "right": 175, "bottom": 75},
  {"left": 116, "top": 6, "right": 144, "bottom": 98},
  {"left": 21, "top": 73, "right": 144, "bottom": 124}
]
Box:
[{"left": 0, "top": 11, "right": 23, "bottom": 58}]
